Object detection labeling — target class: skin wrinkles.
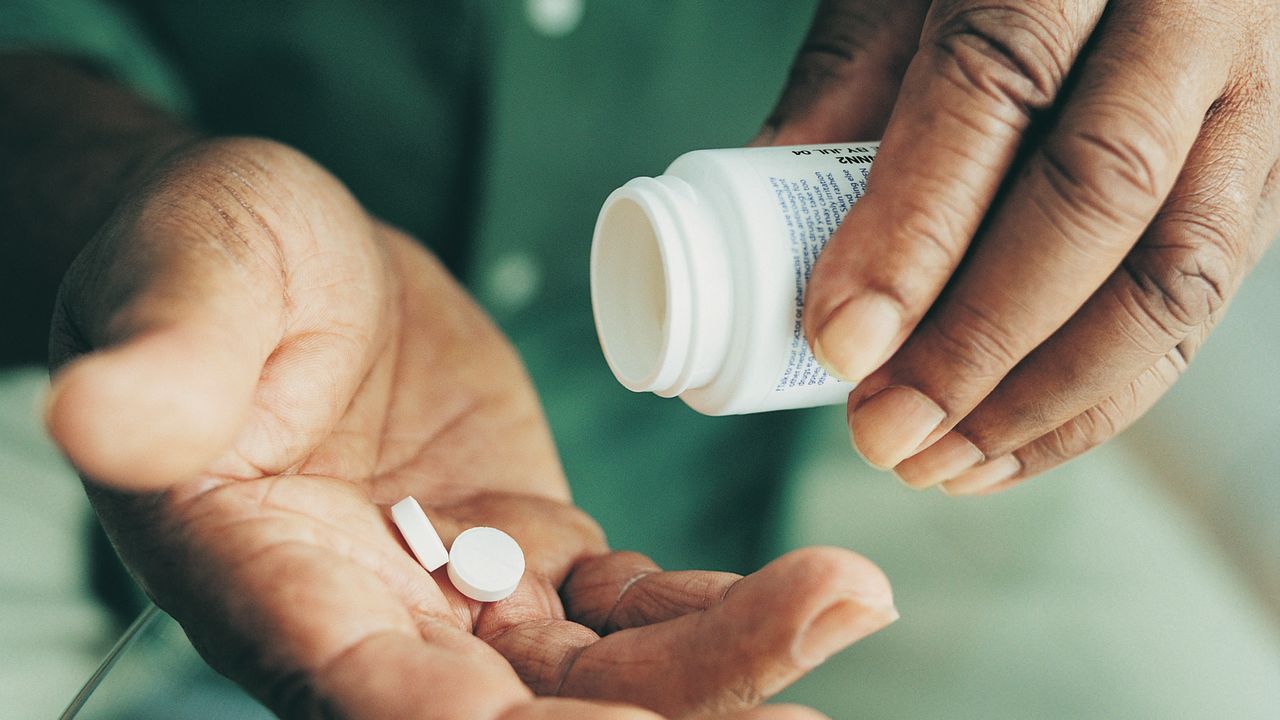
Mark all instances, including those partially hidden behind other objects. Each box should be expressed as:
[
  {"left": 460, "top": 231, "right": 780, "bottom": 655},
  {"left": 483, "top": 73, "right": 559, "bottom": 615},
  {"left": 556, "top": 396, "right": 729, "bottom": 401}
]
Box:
[{"left": 759, "top": 0, "right": 1278, "bottom": 490}]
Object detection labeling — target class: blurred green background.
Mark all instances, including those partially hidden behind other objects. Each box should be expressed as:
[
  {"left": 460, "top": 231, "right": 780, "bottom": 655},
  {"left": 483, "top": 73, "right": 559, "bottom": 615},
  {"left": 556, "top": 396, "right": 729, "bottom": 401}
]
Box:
[{"left": 1, "top": 0, "right": 1277, "bottom": 717}]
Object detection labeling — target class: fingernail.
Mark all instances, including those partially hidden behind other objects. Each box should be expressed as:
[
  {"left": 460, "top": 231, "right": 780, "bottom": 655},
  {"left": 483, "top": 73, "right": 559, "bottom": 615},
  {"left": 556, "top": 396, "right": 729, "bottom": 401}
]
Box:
[
  {"left": 795, "top": 597, "right": 899, "bottom": 666},
  {"left": 848, "top": 385, "right": 946, "bottom": 469},
  {"left": 812, "top": 294, "right": 901, "bottom": 384},
  {"left": 939, "top": 455, "right": 1021, "bottom": 496},
  {"left": 893, "top": 431, "right": 984, "bottom": 489}
]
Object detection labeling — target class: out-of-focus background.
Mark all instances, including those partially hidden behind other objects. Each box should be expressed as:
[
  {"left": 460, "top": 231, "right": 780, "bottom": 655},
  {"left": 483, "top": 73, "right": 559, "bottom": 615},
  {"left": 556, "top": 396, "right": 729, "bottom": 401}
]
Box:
[{"left": 1, "top": 1, "right": 1277, "bottom": 718}]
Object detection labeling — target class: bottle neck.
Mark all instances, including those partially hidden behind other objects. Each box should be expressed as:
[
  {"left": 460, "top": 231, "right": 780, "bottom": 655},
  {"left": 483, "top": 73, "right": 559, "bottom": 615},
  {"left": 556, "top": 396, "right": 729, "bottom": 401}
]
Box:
[{"left": 590, "top": 173, "right": 732, "bottom": 397}]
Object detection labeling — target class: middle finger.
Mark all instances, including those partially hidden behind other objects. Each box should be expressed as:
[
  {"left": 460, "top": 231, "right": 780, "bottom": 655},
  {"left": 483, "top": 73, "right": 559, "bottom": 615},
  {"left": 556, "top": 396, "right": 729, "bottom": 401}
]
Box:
[{"left": 846, "top": 0, "right": 1237, "bottom": 469}]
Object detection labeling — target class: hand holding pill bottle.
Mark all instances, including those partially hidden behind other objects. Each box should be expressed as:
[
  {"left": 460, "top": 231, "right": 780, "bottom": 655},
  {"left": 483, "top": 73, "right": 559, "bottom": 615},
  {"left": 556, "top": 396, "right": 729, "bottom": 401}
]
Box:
[{"left": 592, "top": 143, "right": 878, "bottom": 415}]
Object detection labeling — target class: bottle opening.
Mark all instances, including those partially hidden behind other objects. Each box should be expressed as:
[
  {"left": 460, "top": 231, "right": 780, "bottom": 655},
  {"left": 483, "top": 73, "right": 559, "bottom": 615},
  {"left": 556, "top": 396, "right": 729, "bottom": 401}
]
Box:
[{"left": 591, "top": 196, "right": 670, "bottom": 390}]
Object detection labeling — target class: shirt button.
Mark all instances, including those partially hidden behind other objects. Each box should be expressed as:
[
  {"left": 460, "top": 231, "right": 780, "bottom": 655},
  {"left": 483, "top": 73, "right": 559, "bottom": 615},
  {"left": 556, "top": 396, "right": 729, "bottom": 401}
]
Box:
[
  {"left": 485, "top": 252, "right": 542, "bottom": 313},
  {"left": 526, "top": 0, "right": 584, "bottom": 38}
]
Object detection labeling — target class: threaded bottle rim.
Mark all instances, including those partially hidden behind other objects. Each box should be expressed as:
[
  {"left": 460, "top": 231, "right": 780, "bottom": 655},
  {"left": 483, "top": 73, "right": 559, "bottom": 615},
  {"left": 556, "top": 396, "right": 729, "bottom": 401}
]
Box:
[
  {"left": 591, "top": 179, "right": 688, "bottom": 393},
  {"left": 591, "top": 175, "right": 728, "bottom": 397}
]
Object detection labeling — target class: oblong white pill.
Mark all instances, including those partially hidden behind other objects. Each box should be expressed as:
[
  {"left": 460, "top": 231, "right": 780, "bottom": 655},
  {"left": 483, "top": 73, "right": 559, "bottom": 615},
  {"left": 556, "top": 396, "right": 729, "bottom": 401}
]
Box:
[
  {"left": 390, "top": 497, "right": 449, "bottom": 572},
  {"left": 447, "top": 526, "right": 525, "bottom": 602}
]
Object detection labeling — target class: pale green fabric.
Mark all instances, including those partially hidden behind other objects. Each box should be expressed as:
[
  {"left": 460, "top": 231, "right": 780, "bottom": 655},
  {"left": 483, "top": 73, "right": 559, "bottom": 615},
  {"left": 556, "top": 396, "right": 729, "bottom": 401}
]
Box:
[
  {"left": 774, "top": 411, "right": 1280, "bottom": 718},
  {"left": 0, "top": 369, "right": 115, "bottom": 718}
]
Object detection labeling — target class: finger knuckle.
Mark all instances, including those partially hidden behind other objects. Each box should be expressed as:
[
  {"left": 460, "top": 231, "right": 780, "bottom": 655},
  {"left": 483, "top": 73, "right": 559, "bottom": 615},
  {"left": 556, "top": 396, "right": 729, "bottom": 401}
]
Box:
[
  {"left": 1038, "top": 422, "right": 1077, "bottom": 464},
  {"left": 887, "top": 189, "right": 972, "bottom": 271},
  {"left": 1039, "top": 111, "right": 1181, "bottom": 230},
  {"left": 1042, "top": 358, "right": 1182, "bottom": 464},
  {"left": 608, "top": 582, "right": 682, "bottom": 633},
  {"left": 1044, "top": 400, "right": 1124, "bottom": 461},
  {"left": 927, "top": 296, "right": 1023, "bottom": 379},
  {"left": 855, "top": 192, "right": 971, "bottom": 323},
  {"left": 929, "top": 3, "right": 1074, "bottom": 113},
  {"left": 1121, "top": 227, "right": 1235, "bottom": 332}
]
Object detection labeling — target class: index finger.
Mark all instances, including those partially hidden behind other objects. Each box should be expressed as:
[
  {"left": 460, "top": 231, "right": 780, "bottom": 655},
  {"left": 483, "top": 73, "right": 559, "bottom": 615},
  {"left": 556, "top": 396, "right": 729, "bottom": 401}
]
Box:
[
  {"left": 802, "top": 0, "right": 1106, "bottom": 385},
  {"left": 559, "top": 548, "right": 895, "bottom": 717},
  {"left": 844, "top": 0, "right": 1237, "bottom": 469}
]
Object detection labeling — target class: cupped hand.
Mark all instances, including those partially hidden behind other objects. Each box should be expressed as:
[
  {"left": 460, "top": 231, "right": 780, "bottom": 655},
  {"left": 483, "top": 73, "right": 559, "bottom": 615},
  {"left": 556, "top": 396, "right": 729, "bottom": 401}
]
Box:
[
  {"left": 46, "top": 138, "right": 896, "bottom": 718},
  {"left": 762, "top": 0, "right": 1280, "bottom": 493}
]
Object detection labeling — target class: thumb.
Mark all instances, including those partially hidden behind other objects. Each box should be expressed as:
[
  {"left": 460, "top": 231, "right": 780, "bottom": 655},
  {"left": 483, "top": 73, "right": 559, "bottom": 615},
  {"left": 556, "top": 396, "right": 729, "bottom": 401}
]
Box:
[
  {"left": 46, "top": 180, "right": 285, "bottom": 492},
  {"left": 753, "top": 0, "right": 929, "bottom": 146},
  {"left": 46, "top": 319, "right": 270, "bottom": 492}
]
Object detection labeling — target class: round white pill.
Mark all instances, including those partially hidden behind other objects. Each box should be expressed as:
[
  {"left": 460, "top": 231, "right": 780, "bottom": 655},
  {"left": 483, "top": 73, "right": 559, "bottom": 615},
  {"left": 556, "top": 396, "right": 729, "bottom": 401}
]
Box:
[
  {"left": 446, "top": 526, "right": 525, "bottom": 602},
  {"left": 390, "top": 497, "right": 449, "bottom": 572}
]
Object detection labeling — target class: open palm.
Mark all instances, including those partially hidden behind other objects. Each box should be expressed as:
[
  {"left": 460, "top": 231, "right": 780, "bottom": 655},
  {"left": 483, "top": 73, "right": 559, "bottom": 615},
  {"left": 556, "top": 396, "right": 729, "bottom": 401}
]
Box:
[{"left": 46, "top": 138, "right": 896, "bottom": 719}]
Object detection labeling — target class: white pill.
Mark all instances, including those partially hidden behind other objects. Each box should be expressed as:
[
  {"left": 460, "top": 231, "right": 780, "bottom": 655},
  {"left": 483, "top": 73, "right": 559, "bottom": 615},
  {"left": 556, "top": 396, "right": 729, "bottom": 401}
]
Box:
[
  {"left": 390, "top": 497, "right": 449, "bottom": 572},
  {"left": 447, "top": 526, "right": 525, "bottom": 602}
]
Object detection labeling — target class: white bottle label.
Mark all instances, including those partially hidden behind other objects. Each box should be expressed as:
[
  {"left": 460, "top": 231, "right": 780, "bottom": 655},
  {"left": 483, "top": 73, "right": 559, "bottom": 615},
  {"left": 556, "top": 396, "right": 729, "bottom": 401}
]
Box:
[{"left": 747, "top": 143, "right": 877, "bottom": 394}]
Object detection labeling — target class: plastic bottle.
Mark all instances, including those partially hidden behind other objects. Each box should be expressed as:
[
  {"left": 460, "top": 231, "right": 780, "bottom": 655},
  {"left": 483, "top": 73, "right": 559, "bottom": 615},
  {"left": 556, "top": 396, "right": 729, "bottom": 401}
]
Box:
[{"left": 590, "top": 142, "right": 879, "bottom": 415}]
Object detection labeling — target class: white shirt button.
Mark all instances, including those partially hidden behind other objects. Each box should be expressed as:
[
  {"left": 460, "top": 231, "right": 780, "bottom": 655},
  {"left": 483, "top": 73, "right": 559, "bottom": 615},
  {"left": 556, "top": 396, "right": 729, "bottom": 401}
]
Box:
[
  {"left": 485, "top": 252, "right": 542, "bottom": 312},
  {"left": 526, "top": 0, "right": 584, "bottom": 38}
]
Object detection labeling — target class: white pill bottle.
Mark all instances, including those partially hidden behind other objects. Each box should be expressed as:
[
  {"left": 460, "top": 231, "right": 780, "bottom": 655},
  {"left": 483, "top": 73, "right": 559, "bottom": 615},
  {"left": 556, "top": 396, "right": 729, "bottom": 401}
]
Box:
[{"left": 591, "top": 142, "right": 878, "bottom": 415}]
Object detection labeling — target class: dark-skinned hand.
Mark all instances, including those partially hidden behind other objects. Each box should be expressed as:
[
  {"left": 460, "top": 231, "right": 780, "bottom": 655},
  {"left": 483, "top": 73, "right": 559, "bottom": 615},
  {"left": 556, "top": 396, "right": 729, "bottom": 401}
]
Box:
[
  {"left": 45, "top": 138, "right": 897, "bottom": 719},
  {"left": 760, "top": 0, "right": 1280, "bottom": 494}
]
